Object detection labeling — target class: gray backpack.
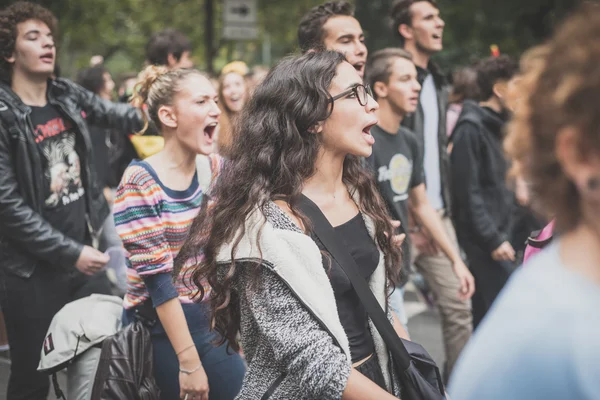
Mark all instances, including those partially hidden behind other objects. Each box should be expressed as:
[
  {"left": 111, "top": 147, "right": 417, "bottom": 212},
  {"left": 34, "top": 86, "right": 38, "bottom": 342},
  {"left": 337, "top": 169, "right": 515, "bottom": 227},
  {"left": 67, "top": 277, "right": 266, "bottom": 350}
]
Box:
[{"left": 38, "top": 294, "right": 123, "bottom": 400}]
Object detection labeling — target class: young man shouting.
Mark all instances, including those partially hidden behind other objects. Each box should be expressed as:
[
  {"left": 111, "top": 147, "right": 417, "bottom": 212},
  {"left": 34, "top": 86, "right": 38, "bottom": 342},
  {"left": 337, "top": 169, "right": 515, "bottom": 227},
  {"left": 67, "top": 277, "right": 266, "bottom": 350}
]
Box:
[
  {"left": 298, "top": 1, "right": 367, "bottom": 78},
  {"left": 389, "top": 0, "right": 473, "bottom": 379},
  {"left": 0, "top": 2, "right": 142, "bottom": 399}
]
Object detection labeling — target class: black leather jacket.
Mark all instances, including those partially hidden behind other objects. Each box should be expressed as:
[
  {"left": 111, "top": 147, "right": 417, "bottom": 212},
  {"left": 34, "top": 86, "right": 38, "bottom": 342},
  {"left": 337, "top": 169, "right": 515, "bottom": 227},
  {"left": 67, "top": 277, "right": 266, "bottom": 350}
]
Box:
[
  {"left": 0, "top": 78, "right": 142, "bottom": 278},
  {"left": 402, "top": 62, "right": 452, "bottom": 212}
]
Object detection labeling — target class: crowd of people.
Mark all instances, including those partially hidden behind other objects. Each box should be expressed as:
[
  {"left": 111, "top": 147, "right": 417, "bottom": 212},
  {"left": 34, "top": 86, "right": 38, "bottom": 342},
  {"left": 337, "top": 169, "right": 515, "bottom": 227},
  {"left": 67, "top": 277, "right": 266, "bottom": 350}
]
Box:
[{"left": 0, "top": 0, "right": 598, "bottom": 399}]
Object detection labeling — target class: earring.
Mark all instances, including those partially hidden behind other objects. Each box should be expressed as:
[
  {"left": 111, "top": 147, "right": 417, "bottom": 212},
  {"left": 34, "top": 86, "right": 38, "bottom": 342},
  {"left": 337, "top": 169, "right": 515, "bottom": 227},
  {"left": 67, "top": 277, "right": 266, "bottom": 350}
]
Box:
[{"left": 587, "top": 177, "right": 600, "bottom": 191}]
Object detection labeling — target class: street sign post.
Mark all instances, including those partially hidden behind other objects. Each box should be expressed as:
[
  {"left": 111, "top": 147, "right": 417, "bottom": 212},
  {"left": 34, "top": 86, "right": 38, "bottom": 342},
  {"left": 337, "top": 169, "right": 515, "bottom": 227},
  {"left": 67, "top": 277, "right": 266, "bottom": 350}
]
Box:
[{"left": 223, "top": 0, "right": 258, "bottom": 40}]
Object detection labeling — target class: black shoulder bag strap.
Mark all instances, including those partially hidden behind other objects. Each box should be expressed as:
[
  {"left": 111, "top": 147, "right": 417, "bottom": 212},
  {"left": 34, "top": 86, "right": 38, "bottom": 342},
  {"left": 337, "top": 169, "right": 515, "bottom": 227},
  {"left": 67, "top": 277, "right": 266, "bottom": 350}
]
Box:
[
  {"left": 296, "top": 195, "right": 446, "bottom": 399},
  {"left": 296, "top": 195, "right": 412, "bottom": 368}
]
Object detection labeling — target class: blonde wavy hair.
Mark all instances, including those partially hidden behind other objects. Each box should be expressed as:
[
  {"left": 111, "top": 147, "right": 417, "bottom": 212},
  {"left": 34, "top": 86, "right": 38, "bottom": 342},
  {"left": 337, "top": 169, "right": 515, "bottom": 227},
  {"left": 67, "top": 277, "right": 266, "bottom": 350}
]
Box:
[
  {"left": 131, "top": 65, "right": 205, "bottom": 135},
  {"left": 504, "top": 3, "right": 600, "bottom": 231}
]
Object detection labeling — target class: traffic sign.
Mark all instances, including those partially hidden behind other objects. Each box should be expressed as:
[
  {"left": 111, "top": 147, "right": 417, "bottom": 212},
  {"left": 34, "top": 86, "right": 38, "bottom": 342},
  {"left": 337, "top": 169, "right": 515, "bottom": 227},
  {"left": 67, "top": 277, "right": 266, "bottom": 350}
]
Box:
[{"left": 223, "top": 0, "right": 258, "bottom": 40}]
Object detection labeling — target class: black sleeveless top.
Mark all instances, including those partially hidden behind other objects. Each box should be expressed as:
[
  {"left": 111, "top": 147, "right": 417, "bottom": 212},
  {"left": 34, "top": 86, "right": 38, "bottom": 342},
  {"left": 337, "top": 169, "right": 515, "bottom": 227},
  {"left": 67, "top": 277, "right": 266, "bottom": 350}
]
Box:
[{"left": 313, "top": 213, "right": 380, "bottom": 363}]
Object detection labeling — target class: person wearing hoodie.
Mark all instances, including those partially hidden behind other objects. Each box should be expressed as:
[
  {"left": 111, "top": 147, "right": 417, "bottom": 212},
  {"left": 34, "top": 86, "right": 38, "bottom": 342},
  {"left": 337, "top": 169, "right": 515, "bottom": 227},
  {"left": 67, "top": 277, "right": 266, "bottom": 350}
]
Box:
[{"left": 450, "top": 55, "right": 519, "bottom": 328}]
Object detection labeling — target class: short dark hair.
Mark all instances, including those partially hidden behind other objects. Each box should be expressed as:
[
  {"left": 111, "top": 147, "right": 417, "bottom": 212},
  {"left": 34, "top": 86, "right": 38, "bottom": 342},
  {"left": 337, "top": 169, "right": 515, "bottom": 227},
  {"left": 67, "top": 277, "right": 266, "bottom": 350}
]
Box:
[
  {"left": 449, "top": 66, "right": 480, "bottom": 103},
  {"left": 389, "top": 0, "right": 438, "bottom": 46},
  {"left": 366, "top": 48, "right": 413, "bottom": 99},
  {"left": 476, "top": 55, "right": 518, "bottom": 100},
  {"left": 0, "top": 1, "right": 58, "bottom": 83},
  {"left": 297, "top": 1, "right": 354, "bottom": 53},
  {"left": 77, "top": 65, "right": 108, "bottom": 95},
  {"left": 145, "top": 28, "right": 192, "bottom": 66}
]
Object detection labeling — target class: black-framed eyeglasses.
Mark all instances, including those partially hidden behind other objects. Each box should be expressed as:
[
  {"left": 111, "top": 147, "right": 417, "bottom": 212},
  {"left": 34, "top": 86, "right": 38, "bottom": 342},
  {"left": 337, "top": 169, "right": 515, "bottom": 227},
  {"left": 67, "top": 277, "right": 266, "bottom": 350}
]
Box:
[{"left": 329, "top": 84, "right": 373, "bottom": 107}]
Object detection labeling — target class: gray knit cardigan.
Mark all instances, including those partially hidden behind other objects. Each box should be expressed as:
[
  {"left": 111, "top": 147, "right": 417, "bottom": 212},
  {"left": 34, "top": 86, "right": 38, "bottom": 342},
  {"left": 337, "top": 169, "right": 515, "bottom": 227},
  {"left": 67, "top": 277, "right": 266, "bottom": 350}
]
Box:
[{"left": 216, "top": 202, "right": 402, "bottom": 399}]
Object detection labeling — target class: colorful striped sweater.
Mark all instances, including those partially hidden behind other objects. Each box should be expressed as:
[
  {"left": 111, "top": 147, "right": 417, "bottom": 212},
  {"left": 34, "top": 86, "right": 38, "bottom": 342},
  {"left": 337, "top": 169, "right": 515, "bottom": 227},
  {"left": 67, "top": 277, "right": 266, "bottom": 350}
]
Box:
[{"left": 114, "top": 156, "right": 219, "bottom": 310}]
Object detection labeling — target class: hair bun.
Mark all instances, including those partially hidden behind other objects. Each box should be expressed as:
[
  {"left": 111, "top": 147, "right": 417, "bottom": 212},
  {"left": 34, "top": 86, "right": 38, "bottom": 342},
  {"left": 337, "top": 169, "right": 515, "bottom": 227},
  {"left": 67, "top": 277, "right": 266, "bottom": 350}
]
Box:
[{"left": 131, "top": 65, "right": 169, "bottom": 108}]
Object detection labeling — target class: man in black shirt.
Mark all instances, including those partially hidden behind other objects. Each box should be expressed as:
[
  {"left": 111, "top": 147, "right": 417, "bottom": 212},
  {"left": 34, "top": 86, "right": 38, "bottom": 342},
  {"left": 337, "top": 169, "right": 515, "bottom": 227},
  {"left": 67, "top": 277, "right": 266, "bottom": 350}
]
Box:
[
  {"left": 0, "top": 3, "right": 142, "bottom": 399},
  {"left": 450, "top": 55, "right": 519, "bottom": 328},
  {"left": 366, "top": 48, "right": 473, "bottom": 356},
  {"left": 32, "top": 104, "right": 88, "bottom": 243}
]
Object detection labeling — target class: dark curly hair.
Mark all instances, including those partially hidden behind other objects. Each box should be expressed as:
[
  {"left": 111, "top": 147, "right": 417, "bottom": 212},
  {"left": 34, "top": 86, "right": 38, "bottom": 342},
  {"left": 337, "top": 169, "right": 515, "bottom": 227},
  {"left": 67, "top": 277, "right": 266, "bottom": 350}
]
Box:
[
  {"left": 389, "top": 0, "right": 438, "bottom": 46},
  {"left": 476, "top": 55, "right": 518, "bottom": 100},
  {"left": 175, "top": 50, "right": 402, "bottom": 352},
  {"left": 0, "top": 1, "right": 58, "bottom": 83},
  {"left": 505, "top": 3, "right": 600, "bottom": 232},
  {"left": 297, "top": 1, "right": 355, "bottom": 53}
]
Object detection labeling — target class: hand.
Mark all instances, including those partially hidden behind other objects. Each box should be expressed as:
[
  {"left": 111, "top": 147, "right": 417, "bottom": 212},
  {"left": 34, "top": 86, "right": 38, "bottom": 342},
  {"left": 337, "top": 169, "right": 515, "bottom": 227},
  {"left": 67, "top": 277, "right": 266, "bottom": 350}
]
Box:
[
  {"left": 179, "top": 360, "right": 209, "bottom": 400},
  {"left": 103, "top": 187, "right": 114, "bottom": 205},
  {"left": 491, "top": 241, "right": 516, "bottom": 262},
  {"left": 75, "top": 246, "right": 109, "bottom": 275},
  {"left": 410, "top": 230, "right": 439, "bottom": 256},
  {"left": 452, "top": 260, "right": 475, "bottom": 301},
  {"left": 390, "top": 220, "right": 406, "bottom": 248}
]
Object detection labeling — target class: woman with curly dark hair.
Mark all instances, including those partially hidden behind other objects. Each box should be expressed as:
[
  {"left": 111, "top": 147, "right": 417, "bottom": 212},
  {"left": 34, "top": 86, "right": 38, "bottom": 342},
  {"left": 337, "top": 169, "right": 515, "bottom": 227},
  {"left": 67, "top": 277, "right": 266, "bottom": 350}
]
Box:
[
  {"left": 176, "top": 50, "right": 408, "bottom": 399},
  {"left": 450, "top": 4, "right": 600, "bottom": 399}
]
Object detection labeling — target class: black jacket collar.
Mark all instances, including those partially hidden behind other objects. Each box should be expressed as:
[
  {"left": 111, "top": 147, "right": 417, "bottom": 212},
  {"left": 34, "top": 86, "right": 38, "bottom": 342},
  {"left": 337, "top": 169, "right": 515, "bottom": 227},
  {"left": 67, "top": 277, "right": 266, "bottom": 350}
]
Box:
[{"left": 416, "top": 61, "right": 446, "bottom": 89}]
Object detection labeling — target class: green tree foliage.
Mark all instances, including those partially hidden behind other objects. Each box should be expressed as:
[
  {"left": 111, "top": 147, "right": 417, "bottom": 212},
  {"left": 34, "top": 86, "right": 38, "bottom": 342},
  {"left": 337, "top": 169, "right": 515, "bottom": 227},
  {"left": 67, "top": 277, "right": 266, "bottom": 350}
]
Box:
[
  {"left": 356, "top": 0, "right": 585, "bottom": 70},
  {"left": 5, "top": 0, "right": 591, "bottom": 80}
]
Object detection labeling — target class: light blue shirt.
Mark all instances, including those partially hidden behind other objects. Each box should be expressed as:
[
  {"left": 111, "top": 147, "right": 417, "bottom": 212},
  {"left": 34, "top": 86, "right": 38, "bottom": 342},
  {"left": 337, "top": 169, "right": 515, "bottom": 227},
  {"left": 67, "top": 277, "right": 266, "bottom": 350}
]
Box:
[
  {"left": 420, "top": 74, "right": 443, "bottom": 210},
  {"left": 449, "top": 242, "right": 600, "bottom": 400}
]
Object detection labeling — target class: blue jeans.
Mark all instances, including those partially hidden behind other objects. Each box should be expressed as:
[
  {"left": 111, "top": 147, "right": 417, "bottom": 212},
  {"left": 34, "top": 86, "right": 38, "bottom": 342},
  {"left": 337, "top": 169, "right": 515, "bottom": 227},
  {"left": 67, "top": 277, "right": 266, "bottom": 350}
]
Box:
[
  {"left": 123, "top": 303, "right": 245, "bottom": 400},
  {"left": 389, "top": 287, "right": 408, "bottom": 330}
]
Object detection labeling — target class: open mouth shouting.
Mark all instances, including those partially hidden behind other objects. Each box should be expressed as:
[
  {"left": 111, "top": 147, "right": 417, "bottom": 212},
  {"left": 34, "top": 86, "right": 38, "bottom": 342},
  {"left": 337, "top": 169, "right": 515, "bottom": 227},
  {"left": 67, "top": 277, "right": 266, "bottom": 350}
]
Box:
[
  {"left": 362, "top": 120, "right": 377, "bottom": 145},
  {"left": 353, "top": 61, "right": 366, "bottom": 77},
  {"left": 204, "top": 122, "right": 218, "bottom": 142}
]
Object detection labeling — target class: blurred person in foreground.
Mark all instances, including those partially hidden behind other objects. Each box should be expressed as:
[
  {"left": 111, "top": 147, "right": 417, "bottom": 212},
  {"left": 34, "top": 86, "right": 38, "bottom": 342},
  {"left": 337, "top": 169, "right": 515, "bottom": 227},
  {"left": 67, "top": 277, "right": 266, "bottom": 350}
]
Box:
[{"left": 450, "top": 5, "right": 600, "bottom": 399}]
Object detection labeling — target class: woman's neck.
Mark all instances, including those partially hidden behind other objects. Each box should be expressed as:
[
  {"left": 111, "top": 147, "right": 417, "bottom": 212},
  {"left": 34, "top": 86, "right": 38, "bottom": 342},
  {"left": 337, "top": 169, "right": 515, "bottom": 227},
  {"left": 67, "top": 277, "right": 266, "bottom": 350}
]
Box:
[
  {"left": 302, "top": 148, "right": 347, "bottom": 204},
  {"left": 559, "top": 221, "right": 600, "bottom": 286},
  {"left": 153, "top": 136, "right": 197, "bottom": 178}
]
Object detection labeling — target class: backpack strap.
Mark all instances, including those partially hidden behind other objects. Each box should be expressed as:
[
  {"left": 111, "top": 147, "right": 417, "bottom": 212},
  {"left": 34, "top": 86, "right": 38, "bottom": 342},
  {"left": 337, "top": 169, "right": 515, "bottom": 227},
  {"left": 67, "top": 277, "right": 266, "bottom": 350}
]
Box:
[
  {"left": 51, "top": 373, "right": 66, "bottom": 400},
  {"left": 526, "top": 232, "right": 553, "bottom": 249},
  {"left": 295, "top": 194, "right": 413, "bottom": 370}
]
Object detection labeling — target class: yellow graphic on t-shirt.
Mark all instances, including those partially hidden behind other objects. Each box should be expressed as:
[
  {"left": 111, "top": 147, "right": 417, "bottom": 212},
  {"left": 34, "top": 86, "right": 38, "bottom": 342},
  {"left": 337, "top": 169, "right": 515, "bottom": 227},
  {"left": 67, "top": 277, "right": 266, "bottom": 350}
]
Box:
[
  {"left": 377, "top": 153, "right": 413, "bottom": 202},
  {"left": 389, "top": 154, "right": 412, "bottom": 195}
]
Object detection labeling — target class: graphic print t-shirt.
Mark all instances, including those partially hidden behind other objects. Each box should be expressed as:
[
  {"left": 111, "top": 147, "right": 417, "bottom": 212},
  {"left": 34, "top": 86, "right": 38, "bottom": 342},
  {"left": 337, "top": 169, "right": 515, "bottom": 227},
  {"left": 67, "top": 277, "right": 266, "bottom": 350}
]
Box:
[
  {"left": 367, "top": 125, "right": 424, "bottom": 272},
  {"left": 31, "top": 104, "right": 87, "bottom": 243}
]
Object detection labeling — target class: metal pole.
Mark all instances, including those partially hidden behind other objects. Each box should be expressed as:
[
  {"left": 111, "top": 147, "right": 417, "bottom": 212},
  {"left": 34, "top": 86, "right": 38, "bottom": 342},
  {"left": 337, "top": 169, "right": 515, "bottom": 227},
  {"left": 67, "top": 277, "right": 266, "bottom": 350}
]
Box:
[
  {"left": 262, "top": 32, "right": 271, "bottom": 66},
  {"left": 205, "top": 0, "right": 215, "bottom": 74}
]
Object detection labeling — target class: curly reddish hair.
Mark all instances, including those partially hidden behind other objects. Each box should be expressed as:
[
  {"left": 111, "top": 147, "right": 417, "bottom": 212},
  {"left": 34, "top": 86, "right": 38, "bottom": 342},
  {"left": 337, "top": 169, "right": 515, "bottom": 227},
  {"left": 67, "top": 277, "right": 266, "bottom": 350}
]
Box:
[
  {"left": 0, "top": 1, "right": 58, "bottom": 83},
  {"left": 505, "top": 3, "right": 600, "bottom": 232}
]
